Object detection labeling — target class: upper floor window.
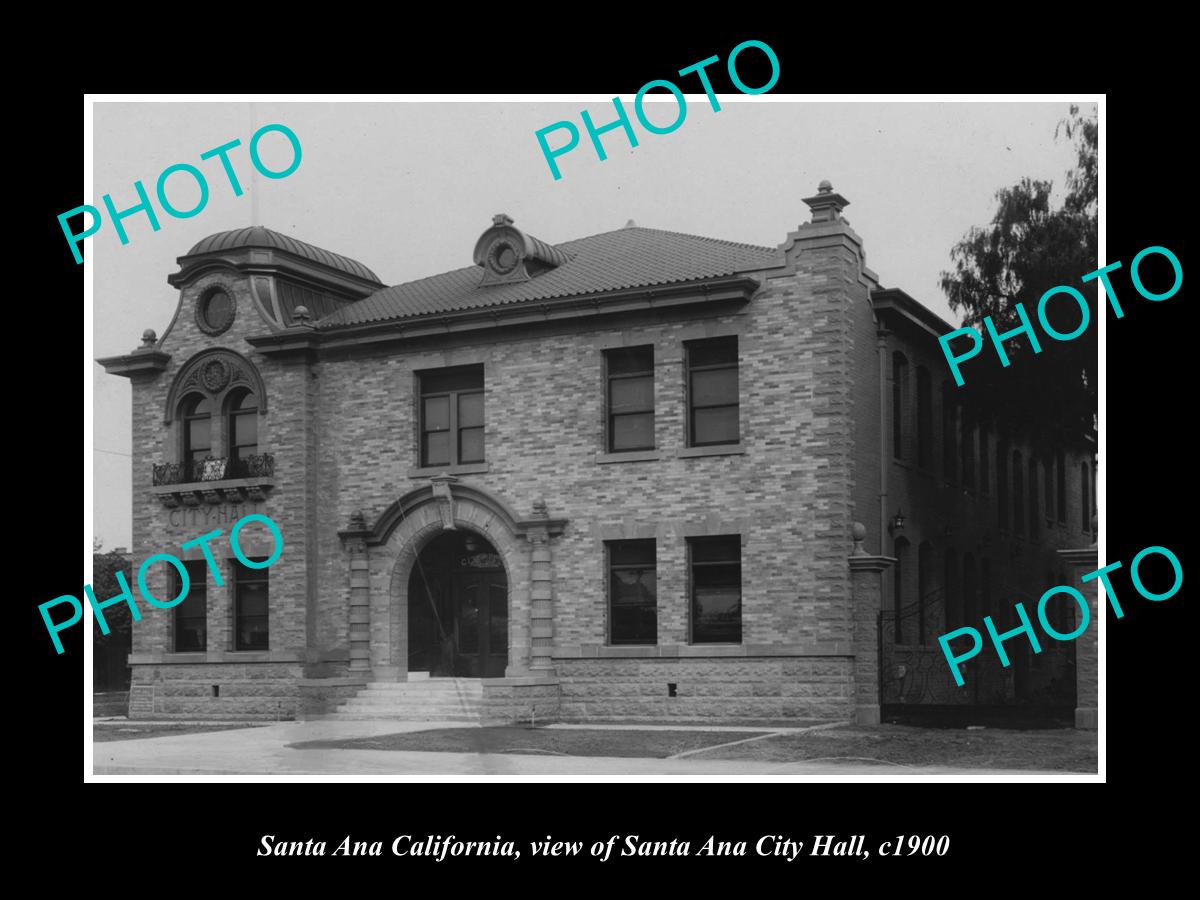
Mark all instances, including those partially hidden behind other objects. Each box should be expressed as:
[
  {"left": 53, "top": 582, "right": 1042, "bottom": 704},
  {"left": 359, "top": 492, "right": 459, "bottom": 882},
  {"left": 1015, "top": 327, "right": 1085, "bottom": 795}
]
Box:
[
  {"left": 916, "top": 367, "right": 932, "bottom": 468},
  {"left": 689, "top": 535, "right": 742, "bottom": 644},
  {"left": 607, "top": 539, "right": 657, "bottom": 645},
  {"left": 419, "top": 366, "right": 484, "bottom": 467},
  {"left": 605, "top": 346, "right": 655, "bottom": 452},
  {"left": 226, "top": 389, "right": 259, "bottom": 476},
  {"left": 942, "top": 383, "right": 958, "bottom": 482},
  {"left": 182, "top": 395, "right": 213, "bottom": 467},
  {"left": 892, "top": 352, "right": 908, "bottom": 459},
  {"left": 686, "top": 337, "right": 739, "bottom": 447}
]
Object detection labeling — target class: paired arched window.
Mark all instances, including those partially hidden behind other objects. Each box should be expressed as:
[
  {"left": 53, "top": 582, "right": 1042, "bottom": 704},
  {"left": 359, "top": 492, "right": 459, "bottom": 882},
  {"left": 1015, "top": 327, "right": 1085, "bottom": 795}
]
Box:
[
  {"left": 182, "top": 395, "right": 213, "bottom": 470},
  {"left": 177, "top": 388, "right": 260, "bottom": 479},
  {"left": 916, "top": 367, "right": 932, "bottom": 468},
  {"left": 226, "top": 388, "right": 260, "bottom": 475}
]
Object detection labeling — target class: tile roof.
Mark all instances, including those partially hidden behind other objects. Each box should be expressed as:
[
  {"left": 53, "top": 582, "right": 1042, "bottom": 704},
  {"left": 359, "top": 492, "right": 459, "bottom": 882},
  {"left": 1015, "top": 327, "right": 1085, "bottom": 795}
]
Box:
[
  {"left": 185, "top": 226, "right": 382, "bottom": 284},
  {"left": 317, "top": 227, "right": 779, "bottom": 329}
]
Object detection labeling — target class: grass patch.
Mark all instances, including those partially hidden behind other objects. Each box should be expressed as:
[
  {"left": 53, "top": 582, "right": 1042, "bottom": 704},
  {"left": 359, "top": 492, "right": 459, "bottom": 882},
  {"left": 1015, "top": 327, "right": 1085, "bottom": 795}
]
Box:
[
  {"left": 93, "top": 722, "right": 267, "bottom": 743},
  {"left": 688, "top": 724, "right": 1097, "bottom": 771},
  {"left": 289, "top": 727, "right": 763, "bottom": 758}
]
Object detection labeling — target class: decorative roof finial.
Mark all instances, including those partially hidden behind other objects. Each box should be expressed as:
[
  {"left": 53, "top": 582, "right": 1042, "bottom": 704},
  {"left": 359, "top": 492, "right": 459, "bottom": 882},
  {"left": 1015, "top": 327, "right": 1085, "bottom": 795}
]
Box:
[
  {"left": 851, "top": 522, "right": 867, "bottom": 556},
  {"left": 493, "top": 213, "right": 514, "bottom": 227},
  {"left": 818, "top": 179, "right": 833, "bottom": 193},
  {"left": 294, "top": 305, "right": 313, "bottom": 327},
  {"left": 140, "top": 329, "right": 157, "bottom": 348}
]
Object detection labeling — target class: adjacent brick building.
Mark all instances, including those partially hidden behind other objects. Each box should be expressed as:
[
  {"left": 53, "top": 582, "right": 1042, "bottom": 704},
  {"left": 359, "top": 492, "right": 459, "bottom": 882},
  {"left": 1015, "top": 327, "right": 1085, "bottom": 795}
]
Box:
[{"left": 99, "top": 182, "right": 1097, "bottom": 725}]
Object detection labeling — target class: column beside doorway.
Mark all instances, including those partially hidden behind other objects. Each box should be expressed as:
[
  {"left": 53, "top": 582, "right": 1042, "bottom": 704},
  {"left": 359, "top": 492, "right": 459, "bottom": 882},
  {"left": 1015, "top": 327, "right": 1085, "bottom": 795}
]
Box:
[{"left": 1059, "top": 521, "right": 1099, "bottom": 730}]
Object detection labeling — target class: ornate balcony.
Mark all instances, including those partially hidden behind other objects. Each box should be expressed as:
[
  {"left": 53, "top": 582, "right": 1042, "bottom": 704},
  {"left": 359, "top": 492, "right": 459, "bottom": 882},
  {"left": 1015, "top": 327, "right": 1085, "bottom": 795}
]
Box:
[{"left": 151, "top": 453, "right": 275, "bottom": 506}]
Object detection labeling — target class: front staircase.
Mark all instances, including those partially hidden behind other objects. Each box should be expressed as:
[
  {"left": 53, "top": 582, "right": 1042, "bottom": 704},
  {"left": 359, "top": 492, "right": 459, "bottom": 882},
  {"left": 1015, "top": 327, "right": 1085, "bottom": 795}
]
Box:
[{"left": 324, "top": 675, "right": 484, "bottom": 722}]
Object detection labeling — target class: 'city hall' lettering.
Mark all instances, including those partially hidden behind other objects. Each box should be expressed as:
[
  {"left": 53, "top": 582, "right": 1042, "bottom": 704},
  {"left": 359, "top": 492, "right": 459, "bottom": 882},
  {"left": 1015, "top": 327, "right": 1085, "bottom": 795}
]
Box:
[
  {"left": 58, "top": 124, "right": 302, "bottom": 264},
  {"left": 40, "top": 513, "right": 283, "bottom": 654},
  {"left": 534, "top": 40, "right": 781, "bottom": 180}
]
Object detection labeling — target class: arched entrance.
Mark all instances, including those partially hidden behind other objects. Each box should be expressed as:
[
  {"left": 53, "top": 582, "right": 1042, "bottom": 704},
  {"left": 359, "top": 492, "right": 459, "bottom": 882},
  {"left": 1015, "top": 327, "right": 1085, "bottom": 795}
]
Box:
[{"left": 406, "top": 530, "right": 508, "bottom": 678}]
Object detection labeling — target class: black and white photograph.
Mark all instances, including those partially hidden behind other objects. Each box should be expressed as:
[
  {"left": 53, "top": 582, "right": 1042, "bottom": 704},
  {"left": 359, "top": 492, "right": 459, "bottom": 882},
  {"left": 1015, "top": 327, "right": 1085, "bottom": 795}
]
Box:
[{"left": 81, "top": 93, "right": 1112, "bottom": 785}]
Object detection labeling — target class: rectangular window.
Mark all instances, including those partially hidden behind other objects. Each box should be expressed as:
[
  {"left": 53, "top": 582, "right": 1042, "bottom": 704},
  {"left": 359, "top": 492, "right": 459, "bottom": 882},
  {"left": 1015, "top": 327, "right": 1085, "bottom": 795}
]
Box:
[
  {"left": 1081, "top": 462, "right": 1091, "bottom": 533},
  {"left": 689, "top": 536, "right": 742, "bottom": 644},
  {"left": 173, "top": 560, "right": 208, "bottom": 652},
  {"left": 234, "top": 558, "right": 269, "bottom": 651},
  {"left": 686, "top": 337, "right": 739, "bottom": 447},
  {"left": 892, "top": 354, "right": 907, "bottom": 459},
  {"left": 607, "top": 540, "right": 656, "bottom": 645},
  {"left": 605, "top": 346, "right": 655, "bottom": 452},
  {"left": 419, "top": 365, "right": 484, "bottom": 467}
]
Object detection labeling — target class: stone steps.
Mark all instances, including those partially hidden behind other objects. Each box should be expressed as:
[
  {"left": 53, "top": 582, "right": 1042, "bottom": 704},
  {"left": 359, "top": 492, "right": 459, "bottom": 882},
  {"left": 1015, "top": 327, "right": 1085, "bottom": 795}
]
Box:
[{"left": 330, "top": 677, "right": 485, "bottom": 722}]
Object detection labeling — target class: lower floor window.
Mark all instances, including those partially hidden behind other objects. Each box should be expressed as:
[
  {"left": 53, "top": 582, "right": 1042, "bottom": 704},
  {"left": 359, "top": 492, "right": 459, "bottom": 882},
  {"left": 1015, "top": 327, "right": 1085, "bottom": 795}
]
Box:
[
  {"left": 608, "top": 539, "right": 657, "bottom": 645},
  {"left": 174, "top": 560, "right": 208, "bottom": 652},
  {"left": 234, "top": 558, "right": 269, "bottom": 650},
  {"left": 689, "top": 535, "right": 742, "bottom": 643}
]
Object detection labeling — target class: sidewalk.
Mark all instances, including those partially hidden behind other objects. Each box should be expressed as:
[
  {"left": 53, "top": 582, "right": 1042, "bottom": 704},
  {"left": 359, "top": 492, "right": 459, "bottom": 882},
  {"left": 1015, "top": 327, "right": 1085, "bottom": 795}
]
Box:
[{"left": 91, "top": 720, "right": 1090, "bottom": 779}]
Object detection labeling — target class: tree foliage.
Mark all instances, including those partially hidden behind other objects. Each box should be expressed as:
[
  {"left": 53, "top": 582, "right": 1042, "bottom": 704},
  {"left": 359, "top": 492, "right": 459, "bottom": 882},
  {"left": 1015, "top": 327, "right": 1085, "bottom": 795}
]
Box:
[
  {"left": 92, "top": 544, "right": 133, "bottom": 640},
  {"left": 939, "top": 104, "right": 1097, "bottom": 449}
]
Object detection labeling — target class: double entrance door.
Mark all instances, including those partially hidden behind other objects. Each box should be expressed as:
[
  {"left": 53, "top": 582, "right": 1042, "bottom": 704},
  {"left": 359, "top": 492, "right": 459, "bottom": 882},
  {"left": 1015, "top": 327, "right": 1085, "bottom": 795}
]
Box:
[{"left": 449, "top": 572, "right": 508, "bottom": 678}]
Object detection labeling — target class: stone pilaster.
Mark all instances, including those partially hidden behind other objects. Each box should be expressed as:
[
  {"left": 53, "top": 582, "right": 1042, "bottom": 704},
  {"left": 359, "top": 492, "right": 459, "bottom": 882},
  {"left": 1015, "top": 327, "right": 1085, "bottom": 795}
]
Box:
[
  {"left": 848, "top": 522, "right": 895, "bottom": 725},
  {"left": 1059, "top": 531, "right": 1099, "bottom": 730},
  {"left": 338, "top": 512, "right": 373, "bottom": 674},
  {"left": 526, "top": 499, "right": 555, "bottom": 673}
]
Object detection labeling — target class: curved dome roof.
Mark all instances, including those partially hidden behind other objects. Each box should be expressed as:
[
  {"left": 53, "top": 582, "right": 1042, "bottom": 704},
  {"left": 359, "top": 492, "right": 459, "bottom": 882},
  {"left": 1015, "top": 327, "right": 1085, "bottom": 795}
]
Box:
[{"left": 185, "top": 226, "right": 381, "bottom": 283}]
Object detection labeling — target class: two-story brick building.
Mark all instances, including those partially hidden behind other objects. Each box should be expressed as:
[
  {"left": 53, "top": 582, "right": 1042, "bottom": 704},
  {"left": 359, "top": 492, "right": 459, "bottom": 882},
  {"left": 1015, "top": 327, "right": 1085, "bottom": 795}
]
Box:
[{"left": 98, "top": 181, "right": 1097, "bottom": 725}]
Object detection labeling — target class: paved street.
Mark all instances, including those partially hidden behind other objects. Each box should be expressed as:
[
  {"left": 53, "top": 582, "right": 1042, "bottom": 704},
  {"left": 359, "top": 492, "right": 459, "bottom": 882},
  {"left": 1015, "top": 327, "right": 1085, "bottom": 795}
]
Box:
[{"left": 91, "top": 720, "right": 1091, "bottom": 779}]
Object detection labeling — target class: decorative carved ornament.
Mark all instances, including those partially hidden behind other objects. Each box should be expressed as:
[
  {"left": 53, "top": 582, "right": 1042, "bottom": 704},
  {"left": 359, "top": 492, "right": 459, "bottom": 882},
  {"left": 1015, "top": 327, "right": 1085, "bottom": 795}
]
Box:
[{"left": 164, "top": 348, "right": 268, "bottom": 424}]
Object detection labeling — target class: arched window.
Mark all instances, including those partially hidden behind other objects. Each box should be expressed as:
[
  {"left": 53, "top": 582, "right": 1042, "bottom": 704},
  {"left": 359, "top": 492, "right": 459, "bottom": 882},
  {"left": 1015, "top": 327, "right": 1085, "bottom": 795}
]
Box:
[
  {"left": 916, "top": 367, "right": 932, "bottom": 468},
  {"left": 893, "top": 537, "right": 910, "bottom": 644},
  {"left": 942, "top": 382, "right": 958, "bottom": 481},
  {"left": 943, "top": 548, "right": 959, "bottom": 631},
  {"left": 182, "top": 395, "right": 212, "bottom": 476},
  {"left": 918, "top": 542, "right": 934, "bottom": 646},
  {"left": 892, "top": 353, "right": 908, "bottom": 459},
  {"left": 226, "top": 389, "right": 259, "bottom": 476}
]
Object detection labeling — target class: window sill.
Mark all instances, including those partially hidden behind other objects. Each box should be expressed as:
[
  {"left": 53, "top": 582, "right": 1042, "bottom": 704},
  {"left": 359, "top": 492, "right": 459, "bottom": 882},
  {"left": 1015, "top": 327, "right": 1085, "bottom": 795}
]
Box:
[
  {"left": 677, "top": 443, "right": 744, "bottom": 458},
  {"left": 408, "top": 462, "right": 490, "bottom": 477},
  {"left": 595, "top": 450, "right": 661, "bottom": 464}
]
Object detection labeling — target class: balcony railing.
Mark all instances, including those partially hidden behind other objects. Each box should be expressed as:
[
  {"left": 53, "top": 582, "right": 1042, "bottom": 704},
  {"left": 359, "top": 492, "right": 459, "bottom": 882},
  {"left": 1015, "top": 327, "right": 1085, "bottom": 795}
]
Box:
[{"left": 152, "top": 453, "right": 275, "bottom": 486}]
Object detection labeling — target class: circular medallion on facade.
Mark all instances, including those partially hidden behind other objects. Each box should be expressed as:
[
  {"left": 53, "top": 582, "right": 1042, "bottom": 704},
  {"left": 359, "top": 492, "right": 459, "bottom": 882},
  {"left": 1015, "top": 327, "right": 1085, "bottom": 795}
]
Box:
[
  {"left": 196, "top": 287, "right": 236, "bottom": 335},
  {"left": 487, "top": 239, "right": 520, "bottom": 276},
  {"left": 201, "top": 358, "right": 231, "bottom": 392}
]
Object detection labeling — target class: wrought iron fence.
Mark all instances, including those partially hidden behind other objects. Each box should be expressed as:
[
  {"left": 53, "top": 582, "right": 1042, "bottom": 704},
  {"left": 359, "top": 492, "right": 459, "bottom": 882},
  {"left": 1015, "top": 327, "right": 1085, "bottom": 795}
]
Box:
[{"left": 152, "top": 453, "right": 275, "bottom": 486}]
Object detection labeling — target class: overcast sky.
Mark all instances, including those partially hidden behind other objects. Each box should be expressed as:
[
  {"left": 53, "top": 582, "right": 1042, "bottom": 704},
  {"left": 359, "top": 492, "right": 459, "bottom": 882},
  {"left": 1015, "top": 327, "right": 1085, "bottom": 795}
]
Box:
[{"left": 91, "top": 99, "right": 1090, "bottom": 548}]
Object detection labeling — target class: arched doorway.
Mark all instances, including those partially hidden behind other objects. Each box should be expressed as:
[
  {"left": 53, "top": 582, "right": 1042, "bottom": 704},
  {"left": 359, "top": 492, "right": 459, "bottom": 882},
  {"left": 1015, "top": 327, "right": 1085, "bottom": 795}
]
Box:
[{"left": 406, "top": 530, "right": 508, "bottom": 678}]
